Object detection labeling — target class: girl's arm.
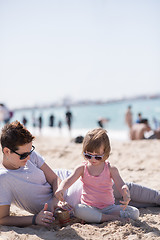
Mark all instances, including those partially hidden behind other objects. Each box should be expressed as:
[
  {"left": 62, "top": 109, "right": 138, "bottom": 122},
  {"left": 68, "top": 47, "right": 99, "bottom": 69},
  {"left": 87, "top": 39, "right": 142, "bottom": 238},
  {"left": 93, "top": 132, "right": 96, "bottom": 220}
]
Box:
[
  {"left": 55, "top": 165, "right": 84, "bottom": 202},
  {"left": 109, "top": 164, "right": 131, "bottom": 209}
]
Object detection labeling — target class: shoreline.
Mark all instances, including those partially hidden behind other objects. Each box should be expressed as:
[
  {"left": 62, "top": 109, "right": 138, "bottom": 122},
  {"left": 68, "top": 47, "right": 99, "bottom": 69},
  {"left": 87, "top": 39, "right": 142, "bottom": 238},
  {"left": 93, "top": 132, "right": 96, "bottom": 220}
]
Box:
[{"left": 27, "top": 126, "right": 129, "bottom": 142}]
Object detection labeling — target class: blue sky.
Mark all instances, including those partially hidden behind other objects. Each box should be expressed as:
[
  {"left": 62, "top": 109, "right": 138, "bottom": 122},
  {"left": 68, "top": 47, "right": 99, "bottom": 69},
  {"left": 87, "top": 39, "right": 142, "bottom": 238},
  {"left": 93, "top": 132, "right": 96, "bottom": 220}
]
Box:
[{"left": 0, "top": 0, "right": 160, "bottom": 109}]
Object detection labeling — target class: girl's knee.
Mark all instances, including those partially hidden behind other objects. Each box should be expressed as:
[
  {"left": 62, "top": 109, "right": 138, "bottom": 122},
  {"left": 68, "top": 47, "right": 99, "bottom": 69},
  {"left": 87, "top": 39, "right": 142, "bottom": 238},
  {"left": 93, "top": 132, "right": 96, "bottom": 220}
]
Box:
[
  {"left": 74, "top": 204, "right": 83, "bottom": 218},
  {"left": 131, "top": 207, "right": 139, "bottom": 220},
  {"left": 120, "top": 206, "right": 139, "bottom": 220}
]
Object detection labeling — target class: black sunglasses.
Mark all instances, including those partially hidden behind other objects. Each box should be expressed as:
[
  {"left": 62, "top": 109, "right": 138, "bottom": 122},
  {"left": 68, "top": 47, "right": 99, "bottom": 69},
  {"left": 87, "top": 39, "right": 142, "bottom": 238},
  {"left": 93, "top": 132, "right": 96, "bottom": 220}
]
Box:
[
  {"left": 10, "top": 145, "right": 35, "bottom": 160},
  {"left": 83, "top": 152, "right": 104, "bottom": 161}
]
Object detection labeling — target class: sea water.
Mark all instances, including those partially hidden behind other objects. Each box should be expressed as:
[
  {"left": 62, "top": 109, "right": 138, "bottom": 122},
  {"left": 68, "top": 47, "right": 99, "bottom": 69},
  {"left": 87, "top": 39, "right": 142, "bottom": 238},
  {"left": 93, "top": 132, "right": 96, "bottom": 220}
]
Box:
[{"left": 3, "top": 98, "right": 160, "bottom": 141}]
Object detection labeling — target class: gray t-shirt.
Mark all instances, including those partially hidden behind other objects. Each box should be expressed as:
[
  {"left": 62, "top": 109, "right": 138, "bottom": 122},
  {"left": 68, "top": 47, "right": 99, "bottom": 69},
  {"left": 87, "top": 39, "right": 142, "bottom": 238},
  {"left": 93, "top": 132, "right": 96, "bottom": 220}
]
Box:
[{"left": 0, "top": 152, "right": 53, "bottom": 214}]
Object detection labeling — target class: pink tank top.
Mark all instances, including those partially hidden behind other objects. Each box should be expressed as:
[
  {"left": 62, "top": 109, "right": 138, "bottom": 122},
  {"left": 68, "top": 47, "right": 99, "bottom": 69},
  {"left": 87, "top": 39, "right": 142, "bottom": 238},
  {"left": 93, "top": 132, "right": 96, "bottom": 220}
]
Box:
[{"left": 80, "top": 161, "right": 115, "bottom": 209}]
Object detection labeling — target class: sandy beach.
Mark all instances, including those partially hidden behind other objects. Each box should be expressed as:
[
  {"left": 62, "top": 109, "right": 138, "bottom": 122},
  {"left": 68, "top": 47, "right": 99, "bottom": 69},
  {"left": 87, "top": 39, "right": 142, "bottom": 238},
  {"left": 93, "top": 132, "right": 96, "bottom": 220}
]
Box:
[{"left": 0, "top": 135, "right": 160, "bottom": 240}]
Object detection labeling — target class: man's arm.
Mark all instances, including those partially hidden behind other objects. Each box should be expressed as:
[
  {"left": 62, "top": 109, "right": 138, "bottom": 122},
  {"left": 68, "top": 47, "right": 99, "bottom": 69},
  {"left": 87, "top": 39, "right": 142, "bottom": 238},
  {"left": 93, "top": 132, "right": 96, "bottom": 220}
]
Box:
[
  {"left": 40, "top": 162, "right": 60, "bottom": 193},
  {"left": 40, "top": 162, "right": 61, "bottom": 210},
  {"left": 0, "top": 203, "right": 55, "bottom": 227},
  {"left": 0, "top": 205, "right": 34, "bottom": 226}
]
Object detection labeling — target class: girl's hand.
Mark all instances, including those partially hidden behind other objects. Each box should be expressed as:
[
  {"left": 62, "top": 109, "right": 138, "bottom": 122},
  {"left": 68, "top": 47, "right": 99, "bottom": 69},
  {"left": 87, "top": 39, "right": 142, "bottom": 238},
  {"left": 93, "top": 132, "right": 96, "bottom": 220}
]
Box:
[
  {"left": 55, "top": 189, "right": 65, "bottom": 202},
  {"left": 57, "top": 201, "right": 73, "bottom": 212},
  {"left": 119, "top": 185, "right": 131, "bottom": 210},
  {"left": 36, "top": 203, "right": 55, "bottom": 227},
  {"left": 119, "top": 197, "right": 131, "bottom": 210}
]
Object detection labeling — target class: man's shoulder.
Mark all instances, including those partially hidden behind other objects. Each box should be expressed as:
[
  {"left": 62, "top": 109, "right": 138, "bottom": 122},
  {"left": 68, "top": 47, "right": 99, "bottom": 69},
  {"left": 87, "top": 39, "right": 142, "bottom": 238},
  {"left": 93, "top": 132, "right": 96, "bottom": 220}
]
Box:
[
  {"left": 0, "top": 168, "right": 8, "bottom": 180},
  {"left": 30, "top": 151, "right": 42, "bottom": 161},
  {"left": 29, "top": 151, "right": 45, "bottom": 168},
  {"left": 0, "top": 168, "right": 8, "bottom": 174}
]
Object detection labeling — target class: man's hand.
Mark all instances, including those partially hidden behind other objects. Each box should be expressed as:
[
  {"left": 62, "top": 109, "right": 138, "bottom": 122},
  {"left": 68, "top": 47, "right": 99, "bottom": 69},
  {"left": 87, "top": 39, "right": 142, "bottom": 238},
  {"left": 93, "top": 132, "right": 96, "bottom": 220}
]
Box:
[{"left": 36, "top": 203, "right": 55, "bottom": 227}]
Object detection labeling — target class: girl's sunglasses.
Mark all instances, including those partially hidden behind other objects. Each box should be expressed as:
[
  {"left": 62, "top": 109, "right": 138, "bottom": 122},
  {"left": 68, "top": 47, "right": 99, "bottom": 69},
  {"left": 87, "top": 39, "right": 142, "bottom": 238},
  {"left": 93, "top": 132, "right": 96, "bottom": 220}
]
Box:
[
  {"left": 83, "top": 152, "right": 104, "bottom": 161},
  {"left": 10, "top": 145, "right": 35, "bottom": 160}
]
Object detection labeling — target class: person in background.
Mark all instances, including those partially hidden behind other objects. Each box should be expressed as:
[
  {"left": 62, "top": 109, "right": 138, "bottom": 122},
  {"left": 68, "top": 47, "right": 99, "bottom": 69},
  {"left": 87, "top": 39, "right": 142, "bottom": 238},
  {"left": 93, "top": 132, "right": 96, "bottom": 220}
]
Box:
[
  {"left": 38, "top": 115, "right": 43, "bottom": 132},
  {"left": 136, "top": 113, "right": 142, "bottom": 123},
  {"left": 97, "top": 118, "right": 110, "bottom": 128},
  {"left": 55, "top": 128, "right": 139, "bottom": 223},
  {"left": 125, "top": 105, "right": 133, "bottom": 129},
  {"left": 153, "top": 117, "right": 160, "bottom": 130},
  {"left": 65, "top": 107, "right": 73, "bottom": 132},
  {"left": 22, "top": 116, "right": 28, "bottom": 126},
  {"left": 32, "top": 112, "right": 37, "bottom": 128},
  {"left": 58, "top": 120, "right": 62, "bottom": 133},
  {"left": 130, "top": 119, "right": 160, "bottom": 140},
  {"left": 0, "top": 104, "right": 11, "bottom": 125},
  {"left": 49, "top": 114, "right": 55, "bottom": 127}
]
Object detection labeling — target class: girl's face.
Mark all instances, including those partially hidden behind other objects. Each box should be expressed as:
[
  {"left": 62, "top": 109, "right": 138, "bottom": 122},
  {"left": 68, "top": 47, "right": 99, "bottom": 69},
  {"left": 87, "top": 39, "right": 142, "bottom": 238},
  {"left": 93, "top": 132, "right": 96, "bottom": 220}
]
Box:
[{"left": 84, "top": 145, "right": 105, "bottom": 166}]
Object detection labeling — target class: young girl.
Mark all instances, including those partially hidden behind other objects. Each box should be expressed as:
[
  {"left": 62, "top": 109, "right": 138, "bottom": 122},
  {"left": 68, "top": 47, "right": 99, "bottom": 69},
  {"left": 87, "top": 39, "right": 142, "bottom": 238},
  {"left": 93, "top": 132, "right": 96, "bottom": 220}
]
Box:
[{"left": 55, "top": 128, "right": 139, "bottom": 223}]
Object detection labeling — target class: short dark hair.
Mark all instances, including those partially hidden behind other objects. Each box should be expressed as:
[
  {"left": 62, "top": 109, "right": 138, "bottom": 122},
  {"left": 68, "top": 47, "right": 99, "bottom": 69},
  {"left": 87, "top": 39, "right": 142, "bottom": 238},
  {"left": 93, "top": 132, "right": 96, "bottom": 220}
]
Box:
[{"left": 0, "top": 121, "right": 35, "bottom": 151}]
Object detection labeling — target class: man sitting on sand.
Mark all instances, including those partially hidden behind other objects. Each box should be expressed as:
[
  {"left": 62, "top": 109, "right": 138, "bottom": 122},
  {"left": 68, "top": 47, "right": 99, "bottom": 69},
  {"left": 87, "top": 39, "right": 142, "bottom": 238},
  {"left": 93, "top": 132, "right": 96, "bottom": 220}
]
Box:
[{"left": 130, "top": 119, "right": 160, "bottom": 140}]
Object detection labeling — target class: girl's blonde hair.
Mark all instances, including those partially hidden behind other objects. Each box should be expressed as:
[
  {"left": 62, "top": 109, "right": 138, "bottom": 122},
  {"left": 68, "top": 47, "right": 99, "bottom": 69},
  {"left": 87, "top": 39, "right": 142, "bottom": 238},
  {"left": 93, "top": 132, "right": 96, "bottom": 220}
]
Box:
[{"left": 82, "top": 128, "right": 111, "bottom": 160}]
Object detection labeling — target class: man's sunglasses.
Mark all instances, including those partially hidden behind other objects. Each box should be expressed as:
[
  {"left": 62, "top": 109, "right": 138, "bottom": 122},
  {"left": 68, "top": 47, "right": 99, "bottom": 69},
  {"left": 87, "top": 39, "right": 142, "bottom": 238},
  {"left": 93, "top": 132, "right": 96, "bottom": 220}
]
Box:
[
  {"left": 10, "top": 145, "right": 35, "bottom": 160},
  {"left": 83, "top": 152, "right": 104, "bottom": 161}
]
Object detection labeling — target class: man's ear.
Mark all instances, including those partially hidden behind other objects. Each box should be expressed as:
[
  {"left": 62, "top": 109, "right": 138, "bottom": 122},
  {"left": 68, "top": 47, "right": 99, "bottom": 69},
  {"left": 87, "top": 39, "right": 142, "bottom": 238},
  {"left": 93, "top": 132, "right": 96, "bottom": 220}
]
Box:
[{"left": 3, "top": 147, "right": 11, "bottom": 154}]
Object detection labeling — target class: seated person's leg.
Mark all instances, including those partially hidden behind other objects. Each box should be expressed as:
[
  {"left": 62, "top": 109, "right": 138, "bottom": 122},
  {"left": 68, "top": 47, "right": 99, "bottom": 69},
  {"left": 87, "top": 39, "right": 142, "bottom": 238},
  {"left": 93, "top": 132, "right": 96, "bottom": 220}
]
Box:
[
  {"left": 113, "top": 182, "right": 160, "bottom": 208},
  {"left": 74, "top": 204, "right": 102, "bottom": 223},
  {"left": 120, "top": 206, "right": 139, "bottom": 220},
  {"left": 54, "top": 168, "right": 72, "bottom": 180},
  {"left": 128, "top": 182, "right": 160, "bottom": 206},
  {"left": 102, "top": 204, "right": 139, "bottom": 220},
  {"left": 74, "top": 204, "right": 139, "bottom": 223}
]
